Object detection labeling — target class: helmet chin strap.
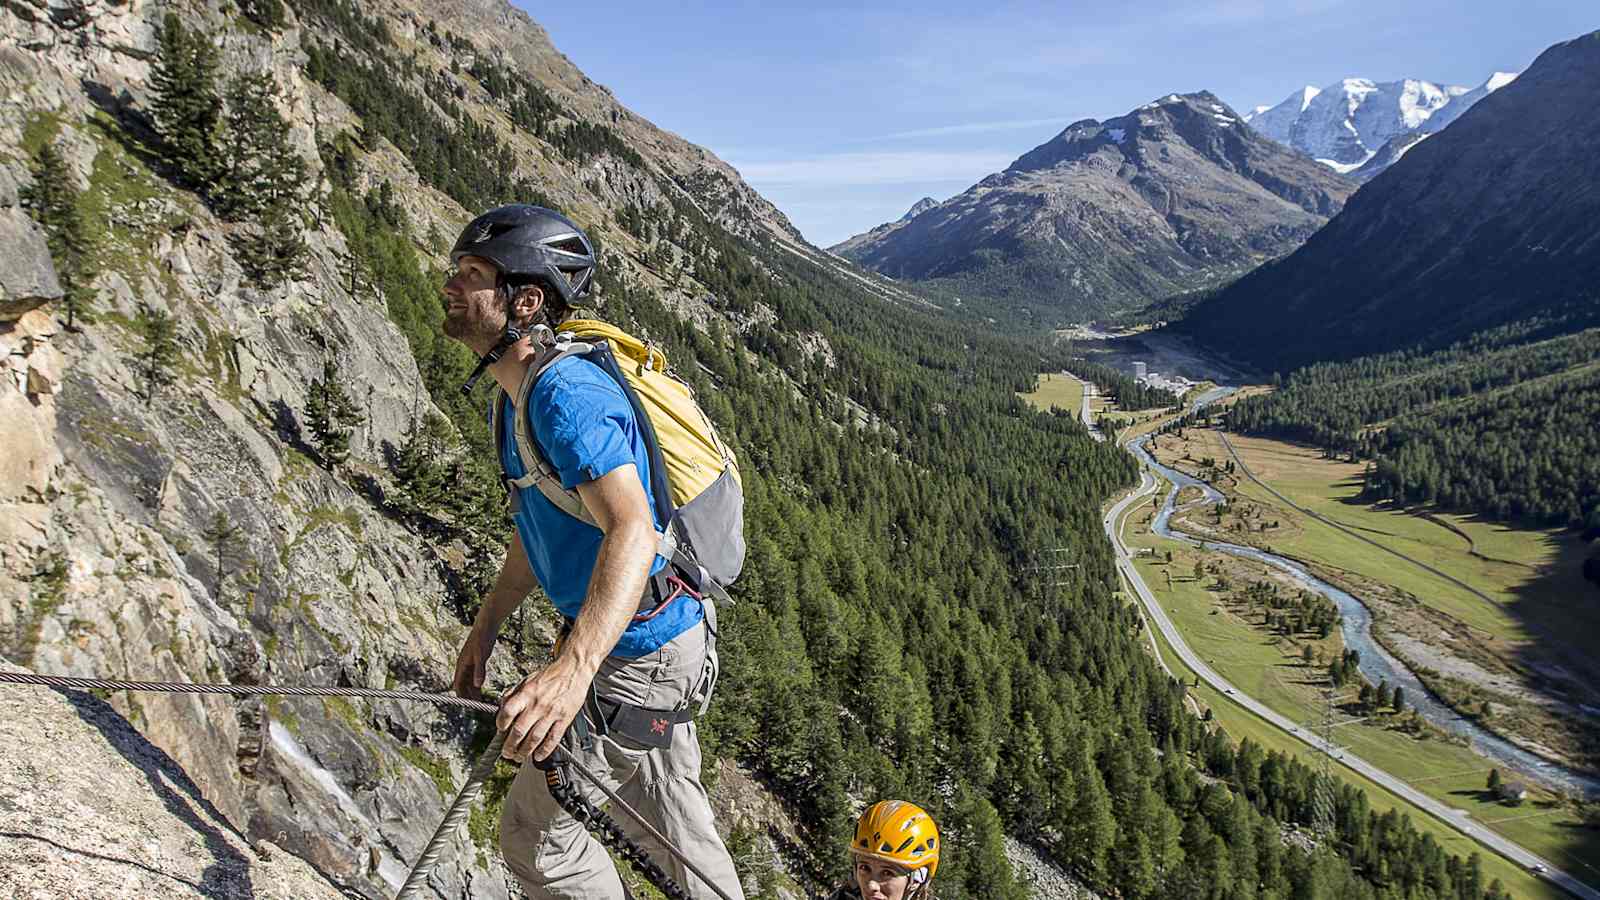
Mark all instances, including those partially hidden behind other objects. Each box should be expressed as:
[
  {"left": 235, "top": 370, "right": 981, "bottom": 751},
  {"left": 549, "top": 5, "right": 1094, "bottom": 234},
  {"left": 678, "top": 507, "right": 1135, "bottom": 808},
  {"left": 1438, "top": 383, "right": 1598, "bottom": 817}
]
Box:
[{"left": 459, "top": 283, "right": 525, "bottom": 395}]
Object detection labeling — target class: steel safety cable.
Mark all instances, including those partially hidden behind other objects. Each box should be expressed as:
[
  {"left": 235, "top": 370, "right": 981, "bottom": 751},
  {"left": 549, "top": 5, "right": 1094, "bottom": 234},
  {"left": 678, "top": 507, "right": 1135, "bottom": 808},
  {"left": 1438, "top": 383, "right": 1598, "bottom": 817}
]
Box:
[{"left": 0, "top": 671, "right": 739, "bottom": 900}]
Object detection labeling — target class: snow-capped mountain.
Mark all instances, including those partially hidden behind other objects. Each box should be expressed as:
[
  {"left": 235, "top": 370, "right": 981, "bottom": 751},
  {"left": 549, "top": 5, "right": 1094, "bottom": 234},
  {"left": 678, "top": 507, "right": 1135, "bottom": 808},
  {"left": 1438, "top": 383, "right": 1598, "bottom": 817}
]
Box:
[
  {"left": 1185, "top": 32, "right": 1597, "bottom": 372},
  {"left": 899, "top": 197, "right": 939, "bottom": 222},
  {"left": 1243, "top": 73, "right": 1517, "bottom": 175}
]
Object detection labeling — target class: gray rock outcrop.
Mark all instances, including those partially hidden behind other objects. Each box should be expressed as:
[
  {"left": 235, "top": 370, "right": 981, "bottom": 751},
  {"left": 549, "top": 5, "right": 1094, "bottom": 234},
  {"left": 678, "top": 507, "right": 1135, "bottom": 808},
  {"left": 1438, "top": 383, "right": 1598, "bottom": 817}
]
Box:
[
  {"left": 0, "top": 207, "right": 63, "bottom": 319},
  {"left": 0, "top": 0, "right": 812, "bottom": 893},
  {"left": 0, "top": 660, "right": 350, "bottom": 899},
  {"left": 0, "top": 2, "right": 516, "bottom": 896}
]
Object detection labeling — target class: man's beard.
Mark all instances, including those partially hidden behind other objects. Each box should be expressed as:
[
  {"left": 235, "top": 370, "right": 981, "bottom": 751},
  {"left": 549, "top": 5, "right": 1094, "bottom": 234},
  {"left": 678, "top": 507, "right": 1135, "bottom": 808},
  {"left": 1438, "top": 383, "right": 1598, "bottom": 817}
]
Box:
[{"left": 443, "top": 300, "right": 506, "bottom": 350}]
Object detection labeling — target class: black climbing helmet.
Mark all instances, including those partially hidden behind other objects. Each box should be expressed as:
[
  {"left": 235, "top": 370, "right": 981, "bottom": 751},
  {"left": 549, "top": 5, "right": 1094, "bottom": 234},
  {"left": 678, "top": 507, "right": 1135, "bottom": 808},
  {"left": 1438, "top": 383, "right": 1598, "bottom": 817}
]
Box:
[{"left": 450, "top": 204, "right": 596, "bottom": 308}]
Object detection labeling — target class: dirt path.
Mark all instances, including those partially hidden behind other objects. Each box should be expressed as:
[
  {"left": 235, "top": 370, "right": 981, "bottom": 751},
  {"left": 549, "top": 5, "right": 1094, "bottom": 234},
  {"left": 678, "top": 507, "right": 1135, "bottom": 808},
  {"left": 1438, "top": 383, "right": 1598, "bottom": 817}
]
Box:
[{"left": 1420, "top": 511, "right": 1542, "bottom": 571}]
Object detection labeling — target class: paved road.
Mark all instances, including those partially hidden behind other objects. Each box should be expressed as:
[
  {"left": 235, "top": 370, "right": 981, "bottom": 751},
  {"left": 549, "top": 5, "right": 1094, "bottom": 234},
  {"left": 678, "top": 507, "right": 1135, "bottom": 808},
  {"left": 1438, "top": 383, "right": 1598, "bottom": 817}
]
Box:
[
  {"left": 1058, "top": 371, "right": 1103, "bottom": 441},
  {"left": 1103, "top": 469, "right": 1598, "bottom": 900}
]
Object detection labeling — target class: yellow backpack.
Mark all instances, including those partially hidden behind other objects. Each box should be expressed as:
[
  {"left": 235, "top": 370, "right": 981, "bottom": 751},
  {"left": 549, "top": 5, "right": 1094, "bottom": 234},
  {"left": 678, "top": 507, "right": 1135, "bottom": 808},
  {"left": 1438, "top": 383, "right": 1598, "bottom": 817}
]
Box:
[{"left": 489, "top": 320, "right": 744, "bottom": 595}]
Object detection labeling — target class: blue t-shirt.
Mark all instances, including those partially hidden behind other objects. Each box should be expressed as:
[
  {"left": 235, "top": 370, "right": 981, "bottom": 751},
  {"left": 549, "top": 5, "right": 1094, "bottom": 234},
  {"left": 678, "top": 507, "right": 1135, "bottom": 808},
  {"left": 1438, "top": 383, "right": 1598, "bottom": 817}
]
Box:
[{"left": 498, "top": 356, "right": 702, "bottom": 658}]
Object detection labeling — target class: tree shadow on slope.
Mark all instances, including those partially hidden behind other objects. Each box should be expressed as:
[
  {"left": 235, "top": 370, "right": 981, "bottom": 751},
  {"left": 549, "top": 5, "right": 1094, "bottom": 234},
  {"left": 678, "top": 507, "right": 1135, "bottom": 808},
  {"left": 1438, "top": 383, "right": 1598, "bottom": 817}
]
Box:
[
  {"left": 82, "top": 80, "right": 170, "bottom": 180},
  {"left": 1503, "top": 527, "right": 1600, "bottom": 775}
]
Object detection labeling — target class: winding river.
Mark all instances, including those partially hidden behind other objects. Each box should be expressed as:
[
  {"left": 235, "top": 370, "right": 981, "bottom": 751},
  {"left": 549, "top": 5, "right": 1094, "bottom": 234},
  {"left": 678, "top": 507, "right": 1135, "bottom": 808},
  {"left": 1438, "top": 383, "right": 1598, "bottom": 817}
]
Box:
[{"left": 1127, "top": 389, "right": 1600, "bottom": 800}]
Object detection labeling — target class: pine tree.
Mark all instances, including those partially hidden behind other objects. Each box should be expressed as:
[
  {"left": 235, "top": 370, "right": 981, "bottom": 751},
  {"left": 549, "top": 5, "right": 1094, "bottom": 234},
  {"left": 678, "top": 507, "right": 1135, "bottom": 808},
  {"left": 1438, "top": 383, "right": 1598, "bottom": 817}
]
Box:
[
  {"left": 149, "top": 13, "right": 222, "bottom": 189},
  {"left": 218, "top": 72, "right": 305, "bottom": 219},
  {"left": 20, "top": 141, "right": 95, "bottom": 330},
  {"left": 1111, "top": 824, "right": 1158, "bottom": 899},
  {"left": 305, "top": 356, "right": 364, "bottom": 467},
  {"left": 132, "top": 302, "right": 179, "bottom": 405},
  {"left": 946, "top": 790, "right": 1028, "bottom": 900},
  {"left": 240, "top": 0, "right": 286, "bottom": 31},
  {"left": 218, "top": 71, "right": 308, "bottom": 287},
  {"left": 393, "top": 411, "right": 453, "bottom": 516},
  {"left": 1487, "top": 768, "right": 1502, "bottom": 793},
  {"left": 1063, "top": 750, "right": 1117, "bottom": 881},
  {"left": 200, "top": 509, "right": 243, "bottom": 597},
  {"left": 849, "top": 625, "right": 901, "bottom": 752},
  {"left": 1392, "top": 686, "right": 1405, "bottom": 715},
  {"left": 231, "top": 200, "right": 308, "bottom": 288}
]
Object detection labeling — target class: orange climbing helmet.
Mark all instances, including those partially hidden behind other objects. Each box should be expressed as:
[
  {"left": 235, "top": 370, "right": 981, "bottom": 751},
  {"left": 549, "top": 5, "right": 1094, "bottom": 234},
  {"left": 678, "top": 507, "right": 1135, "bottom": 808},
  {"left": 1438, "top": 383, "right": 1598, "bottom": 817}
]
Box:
[{"left": 850, "top": 800, "right": 940, "bottom": 884}]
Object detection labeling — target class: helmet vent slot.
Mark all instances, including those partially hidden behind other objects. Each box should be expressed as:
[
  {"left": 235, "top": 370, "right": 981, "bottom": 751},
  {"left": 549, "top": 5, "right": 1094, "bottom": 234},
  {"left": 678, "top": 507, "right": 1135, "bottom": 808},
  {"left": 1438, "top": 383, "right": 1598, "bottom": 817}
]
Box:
[{"left": 546, "top": 235, "right": 592, "bottom": 257}]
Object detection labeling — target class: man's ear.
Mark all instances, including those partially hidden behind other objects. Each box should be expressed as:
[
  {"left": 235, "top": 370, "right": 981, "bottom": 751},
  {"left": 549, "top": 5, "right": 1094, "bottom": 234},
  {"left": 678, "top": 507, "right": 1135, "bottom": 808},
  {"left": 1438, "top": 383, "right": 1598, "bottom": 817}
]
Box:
[{"left": 510, "top": 283, "right": 545, "bottom": 327}]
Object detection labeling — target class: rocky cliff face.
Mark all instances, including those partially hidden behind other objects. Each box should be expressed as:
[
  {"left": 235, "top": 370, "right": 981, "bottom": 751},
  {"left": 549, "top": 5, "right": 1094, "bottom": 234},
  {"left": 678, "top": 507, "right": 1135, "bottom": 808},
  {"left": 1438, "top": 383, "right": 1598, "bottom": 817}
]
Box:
[
  {"left": 0, "top": 659, "right": 355, "bottom": 899},
  {"left": 0, "top": 6, "right": 518, "bottom": 896},
  {"left": 1183, "top": 32, "right": 1600, "bottom": 371},
  {"left": 0, "top": 0, "right": 804, "bottom": 896},
  {"left": 832, "top": 92, "right": 1353, "bottom": 323}
]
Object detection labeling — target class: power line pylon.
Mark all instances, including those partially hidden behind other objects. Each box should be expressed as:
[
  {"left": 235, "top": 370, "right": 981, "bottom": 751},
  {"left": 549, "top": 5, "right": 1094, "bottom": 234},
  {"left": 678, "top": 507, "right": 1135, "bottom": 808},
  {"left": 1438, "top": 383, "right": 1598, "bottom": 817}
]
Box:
[
  {"left": 1027, "top": 547, "right": 1081, "bottom": 586},
  {"left": 1304, "top": 686, "right": 1341, "bottom": 838}
]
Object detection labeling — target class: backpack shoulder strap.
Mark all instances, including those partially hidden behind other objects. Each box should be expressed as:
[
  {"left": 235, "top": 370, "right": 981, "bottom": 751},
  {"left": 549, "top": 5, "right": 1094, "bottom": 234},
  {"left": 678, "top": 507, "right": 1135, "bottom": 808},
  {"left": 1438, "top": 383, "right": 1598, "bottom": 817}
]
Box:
[
  {"left": 504, "top": 332, "right": 599, "bottom": 528},
  {"left": 501, "top": 326, "right": 697, "bottom": 584}
]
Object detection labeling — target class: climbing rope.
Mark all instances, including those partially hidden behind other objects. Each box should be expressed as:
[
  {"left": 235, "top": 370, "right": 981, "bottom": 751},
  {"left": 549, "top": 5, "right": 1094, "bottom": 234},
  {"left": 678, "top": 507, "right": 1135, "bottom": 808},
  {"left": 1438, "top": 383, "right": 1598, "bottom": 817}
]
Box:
[{"left": 0, "top": 671, "right": 738, "bottom": 900}]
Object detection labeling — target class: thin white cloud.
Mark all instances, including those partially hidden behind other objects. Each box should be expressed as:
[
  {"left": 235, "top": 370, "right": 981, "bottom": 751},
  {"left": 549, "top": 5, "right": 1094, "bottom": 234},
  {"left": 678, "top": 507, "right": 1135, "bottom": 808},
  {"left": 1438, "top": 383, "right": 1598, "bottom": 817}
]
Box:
[
  {"left": 729, "top": 150, "right": 1014, "bottom": 186},
  {"left": 856, "top": 117, "right": 1068, "bottom": 142}
]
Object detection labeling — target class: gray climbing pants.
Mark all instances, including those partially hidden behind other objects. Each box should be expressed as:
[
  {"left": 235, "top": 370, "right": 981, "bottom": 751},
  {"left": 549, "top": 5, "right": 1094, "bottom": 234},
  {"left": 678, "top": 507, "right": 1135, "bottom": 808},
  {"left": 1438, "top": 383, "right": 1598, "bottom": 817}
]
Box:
[{"left": 499, "top": 620, "right": 744, "bottom": 899}]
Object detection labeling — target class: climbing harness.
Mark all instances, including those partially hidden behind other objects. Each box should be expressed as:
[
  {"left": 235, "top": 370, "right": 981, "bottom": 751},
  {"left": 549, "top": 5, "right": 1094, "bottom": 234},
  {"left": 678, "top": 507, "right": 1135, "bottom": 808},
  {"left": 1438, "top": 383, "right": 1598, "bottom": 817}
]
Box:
[
  {"left": 0, "top": 671, "right": 738, "bottom": 900},
  {"left": 548, "top": 589, "right": 720, "bottom": 754}
]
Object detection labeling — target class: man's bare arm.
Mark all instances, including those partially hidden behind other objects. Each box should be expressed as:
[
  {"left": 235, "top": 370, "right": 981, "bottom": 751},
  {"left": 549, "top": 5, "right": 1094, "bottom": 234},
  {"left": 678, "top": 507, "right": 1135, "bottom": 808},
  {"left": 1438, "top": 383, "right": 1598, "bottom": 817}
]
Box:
[
  {"left": 477, "top": 536, "right": 540, "bottom": 635},
  {"left": 496, "top": 463, "right": 658, "bottom": 761},
  {"left": 452, "top": 537, "right": 539, "bottom": 699}
]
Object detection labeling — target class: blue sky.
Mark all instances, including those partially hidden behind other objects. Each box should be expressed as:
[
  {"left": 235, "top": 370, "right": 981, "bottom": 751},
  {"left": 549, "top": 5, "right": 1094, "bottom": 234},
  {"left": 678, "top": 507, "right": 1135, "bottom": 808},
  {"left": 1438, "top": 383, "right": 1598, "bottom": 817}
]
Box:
[{"left": 517, "top": 1, "right": 1593, "bottom": 247}]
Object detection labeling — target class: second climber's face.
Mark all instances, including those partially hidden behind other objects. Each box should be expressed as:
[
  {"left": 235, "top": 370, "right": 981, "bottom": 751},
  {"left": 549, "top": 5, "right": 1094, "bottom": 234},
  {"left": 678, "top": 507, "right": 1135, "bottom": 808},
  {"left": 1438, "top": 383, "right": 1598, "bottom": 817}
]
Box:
[
  {"left": 855, "top": 860, "right": 912, "bottom": 900},
  {"left": 442, "top": 254, "right": 505, "bottom": 348}
]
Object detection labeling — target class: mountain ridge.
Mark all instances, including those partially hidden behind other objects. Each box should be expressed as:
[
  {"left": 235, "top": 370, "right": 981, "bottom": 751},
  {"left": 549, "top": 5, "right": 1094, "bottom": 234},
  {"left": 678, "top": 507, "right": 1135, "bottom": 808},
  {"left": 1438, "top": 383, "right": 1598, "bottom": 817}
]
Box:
[{"left": 831, "top": 90, "right": 1353, "bottom": 323}]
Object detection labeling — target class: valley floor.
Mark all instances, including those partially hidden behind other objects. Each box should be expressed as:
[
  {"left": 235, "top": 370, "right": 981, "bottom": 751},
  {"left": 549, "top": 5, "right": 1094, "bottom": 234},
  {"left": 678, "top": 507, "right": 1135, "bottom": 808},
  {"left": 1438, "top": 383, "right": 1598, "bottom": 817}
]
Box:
[
  {"left": 1148, "top": 426, "right": 1600, "bottom": 775},
  {"left": 1123, "top": 423, "right": 1600, "bottom": 891}
]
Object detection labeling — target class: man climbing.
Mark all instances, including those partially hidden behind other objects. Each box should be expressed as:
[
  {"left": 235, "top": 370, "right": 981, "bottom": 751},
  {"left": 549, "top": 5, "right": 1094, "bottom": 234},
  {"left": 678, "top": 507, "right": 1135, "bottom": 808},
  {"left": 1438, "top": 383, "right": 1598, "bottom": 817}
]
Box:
[
  {"left": 443, "top": 204, "right": 744, "bottom": 899},
  {"left": 827, "top": 801, "right": 940, "bottom": 900}
]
